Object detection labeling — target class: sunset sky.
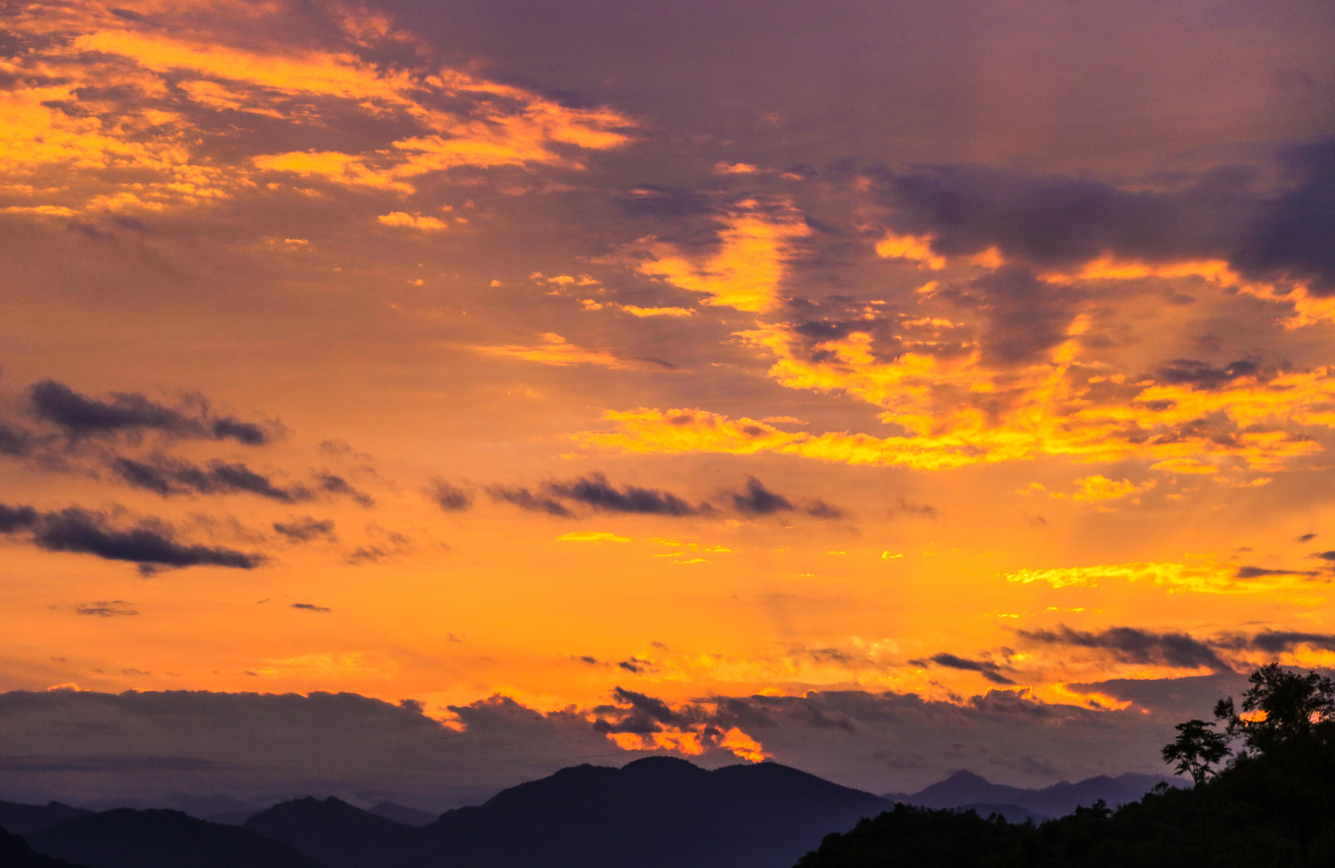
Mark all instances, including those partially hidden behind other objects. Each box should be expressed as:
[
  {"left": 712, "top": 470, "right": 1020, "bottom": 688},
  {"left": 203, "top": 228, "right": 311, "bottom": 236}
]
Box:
[{"left": 2, "top": 0, "right": 1335, "bottom": 811}]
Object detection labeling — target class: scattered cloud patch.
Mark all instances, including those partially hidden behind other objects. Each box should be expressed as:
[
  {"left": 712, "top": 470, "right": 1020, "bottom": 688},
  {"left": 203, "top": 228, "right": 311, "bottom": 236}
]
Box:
[
  {"left": 1019, "top": 625, "right": 1230, "bottom": 672},
  {"left": 29, "top": 381, "right": 273, "bottom": 445},
  {"left": 273, "top": 517, "right": 336, "bottom": 542},
  {"left": 75, "top": 601, "right": 138, "bottom": 617},
  {"left": 558, "top": 531, "right": 631, "bottom": 543},
  {"left": 922, "top": 652, "right": 1015, "bottom": 685},
  {"left": 889, "top": 498, "right": 938, "bottom": 520},
  {"left": 620, "top": 306, "right": 694, "bottom": 317},
  {"left": 378, "top": 212, "right": 448, "bottom": 231},
  {"left": 730, "top": 477, "right": 798, "bottom": 516},
  {"left": 428, "top": 480, "right": 473, "bottom": 512},
  {"left": 636, "top": 205, "right": 810, "bottom": 313},
  {"left": 1234, "top": 565, "right": 1319, "bottom": 579},
  {"left": 476, "top": 333, "right": 679, "bottom": 371},
  {"left": 113, "top": 457, "right": 308, "bottom": 502},
  {"left": 486, "top": 485, "right": 572, "bottom": 517},
  {"left": 0, "top": 502, "right": 263, "bottom": 571},
  {"left": 346, "top": 529, "right": 414, "bottom": 564},
  {"left": 1005, "top": 560, "right": 1317, "bottom": 594},
  {"left": 546, "top": 472, "right": 703, "bottom": 516},
  {"left": 317, "top": 474, "right": 375, "bottom": 507}
]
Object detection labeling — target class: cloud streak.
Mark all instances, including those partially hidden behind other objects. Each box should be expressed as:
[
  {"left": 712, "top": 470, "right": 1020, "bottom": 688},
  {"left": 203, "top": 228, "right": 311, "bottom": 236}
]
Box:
[
  {"left": 923, "top": 653, "right": 1016, "bottom": 685},
  {"left": 0, "top": 503, "right": 263, "bottom": 571},
  {"left": 112, "top": 457, "right": 307, "bottom": 502},
  {"left": 30, "top": 381, "right": 272, "bottom": 445},
  {"left": 1019, "top": 626, "right": 1231, "bottom": 672},
  {"left": 546, "top": 472, "right": 702, "bottom": 516}
]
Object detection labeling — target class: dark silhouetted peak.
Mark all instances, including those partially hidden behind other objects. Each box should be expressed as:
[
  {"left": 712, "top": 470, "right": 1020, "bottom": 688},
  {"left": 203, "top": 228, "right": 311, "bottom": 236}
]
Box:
[
  {"left": 0, "top": 799, "right": 93, "bottom": 836},
  {"left": 367, "top": 802, "right": 435, "bottom": 827},
  {"left": 27, "top": 808, "right": 324, "bottom": 868},
  {"left": 397, "top": 757, "right": 890, "bottom": 868},
  {"left": 909, "top": 770, "right": 1028, "bottom": 809},
  {"left": 620, "top": 755, "right": 709, "bottom": 776},
  {"left": 243, "top": 797, "right": 414, "bottom": 868}
]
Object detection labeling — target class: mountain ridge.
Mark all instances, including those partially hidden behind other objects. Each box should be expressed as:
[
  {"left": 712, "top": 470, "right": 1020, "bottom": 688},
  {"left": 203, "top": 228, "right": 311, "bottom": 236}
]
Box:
[
  {"left": 3, "top": 760, "right": 1184, "bottom": 868},
  {"left": 0, "top": 800, "right": 94, "bottom": 836},
  {"left": 27, "top": 808, "right": 326, "bottom": 868},
  {"left": 884, "top": 769, "right": 1182, "bottom": 819}
]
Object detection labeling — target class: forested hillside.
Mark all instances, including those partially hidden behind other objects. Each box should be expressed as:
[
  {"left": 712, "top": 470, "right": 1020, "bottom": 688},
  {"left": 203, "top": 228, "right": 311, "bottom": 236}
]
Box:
[{"left": 796, "top": 665, "right": 1335, "bottom": 867}]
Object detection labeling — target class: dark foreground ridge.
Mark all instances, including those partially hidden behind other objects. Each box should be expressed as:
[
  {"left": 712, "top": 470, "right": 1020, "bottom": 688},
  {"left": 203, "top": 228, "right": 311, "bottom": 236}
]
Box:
[
  {"left": 799, "top": 664, "right": 1335, "bottom": 867},
  {"left": 26, "top": 809, "right": 324, "bottom": 868},
  {"left": 0, "top": 826, "right": 86, "bottom": 868},
  {"left": 0, "top": 800, "right": 92, "bottom": 837}
]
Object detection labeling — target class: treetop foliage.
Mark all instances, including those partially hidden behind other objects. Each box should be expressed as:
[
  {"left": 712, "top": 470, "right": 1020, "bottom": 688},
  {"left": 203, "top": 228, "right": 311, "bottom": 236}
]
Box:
[{"left": 796, "top": 664, "right": 1335, "bottom": 868}]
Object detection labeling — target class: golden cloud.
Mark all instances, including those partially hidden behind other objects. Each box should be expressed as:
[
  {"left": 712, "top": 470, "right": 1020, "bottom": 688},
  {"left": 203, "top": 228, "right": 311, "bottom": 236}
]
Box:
[
  {"left": 475, "top": 333, "right": 675, "bottom": 371},
  {"left": 578, "top": 298, "right": 1334, "bottom": 473},
  {"left": 1005, "top": 561, "right": 1319, "bottom": 594},
  {"left": 558, "top": 531, "right": 631, "bottom": 543},
  {"left": 0, "top": 0, "right": 632, "bottom": 215},
  {"left": 636, "top": 203, "right": 809, "bottom": 313},
  {"left": 621, "top": 305, "right": 695, "bottom": 318},
  {"left": 377, "top": 211, "right": 449, "bottom": 231},
  {"left": 875, "top": 231, "right": 946, "bottom": 270}
]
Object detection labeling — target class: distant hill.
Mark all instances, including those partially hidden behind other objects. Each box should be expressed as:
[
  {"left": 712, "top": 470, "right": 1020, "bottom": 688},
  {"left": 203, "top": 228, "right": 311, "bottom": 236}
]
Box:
[
  {"left": 26, "top": 808, "right": 326, "bottom": 868},
  {"left": 367, "top": 802, "right": 435, "bottom": 827},
  {"left": 384, "top": 756, "right": 892, "bottom": 868},
  {"left": 232, "top": 757, "right": 889, "bottom": 868},
  {"left": 0, "top": 800, "right": 92, "bottom": 836},
  {"left": 885, "top": 769, "right": 1181, "bottom": 819},
  {"left": 243, "top": 797, "right": 412, "bottom": 868},
  {"left": 4, "top": 762, "right": 1184, "bottom": 868}
]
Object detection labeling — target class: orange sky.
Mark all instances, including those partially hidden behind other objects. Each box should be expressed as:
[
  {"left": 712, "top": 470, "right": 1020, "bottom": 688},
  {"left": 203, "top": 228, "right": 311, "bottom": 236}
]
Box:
[{"left": 1, "top": 0, "right": 1335, "bottom": 805}]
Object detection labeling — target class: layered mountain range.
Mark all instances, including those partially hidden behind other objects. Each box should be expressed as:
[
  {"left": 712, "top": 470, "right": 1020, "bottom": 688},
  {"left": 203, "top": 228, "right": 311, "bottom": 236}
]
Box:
[
  {"left": 0, "top": 759, "right": 1179, "bottom": 868},
  {"left": 884, "top": 769, "right": 1179, "bottom": 823}
]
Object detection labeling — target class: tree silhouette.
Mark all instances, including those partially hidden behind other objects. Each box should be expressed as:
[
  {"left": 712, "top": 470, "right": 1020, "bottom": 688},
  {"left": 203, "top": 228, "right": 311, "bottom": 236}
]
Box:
[
  {"left": 1213, "top": 662, "right": 1335, "bottom": 752},
  {"left": 802, "top": 663, "right": 1335, "bottom": 867},
  {"left": 1162, "top": 718, "right": 1230, "bottom": 784}
]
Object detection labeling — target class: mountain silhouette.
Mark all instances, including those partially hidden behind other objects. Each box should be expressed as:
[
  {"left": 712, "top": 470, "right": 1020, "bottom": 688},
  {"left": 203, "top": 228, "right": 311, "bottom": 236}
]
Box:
[
  {"left": 884, "top": 769, "right": 1179, "bottom": 819},
  {"left": 243, "top": 797, "right": 412, "bottom": 868},
  {"left": 0, "top": 799, "right": 93, "bottom": 836},
  {"left": 0, "top": 825, "right": 89, "bottom": 868},
  {"left": 367, "top": 802, "right": 435, "bottom": 827},
  {"left": 381, "top": 756, "right": 891, "bottom": 868},
  {"left": 236, "top": 757, "right": 889, "bottom": 868},
  {"left": 26, "top": 808, "right": 326, "bottom": 868}
]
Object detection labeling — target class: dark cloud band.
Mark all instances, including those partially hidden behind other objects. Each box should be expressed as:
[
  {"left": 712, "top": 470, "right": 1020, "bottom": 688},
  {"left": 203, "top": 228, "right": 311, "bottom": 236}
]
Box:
[
  {"left": 1020, "top": 625, "right": 1230, "bottom": 672},
  {"left": 0, "top": 502, "right": 263, "bottom": 570},
  {"left": 28, "top": 380, "right": 274, "bottom": 444}
]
